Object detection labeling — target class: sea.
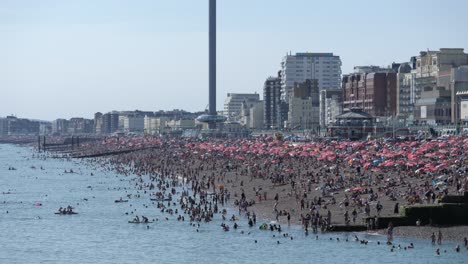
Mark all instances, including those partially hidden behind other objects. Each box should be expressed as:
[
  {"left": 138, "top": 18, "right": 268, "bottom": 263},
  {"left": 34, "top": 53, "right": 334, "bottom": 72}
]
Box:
[{"left": 0, "top": 144, "right": 466, "bottom": 264}]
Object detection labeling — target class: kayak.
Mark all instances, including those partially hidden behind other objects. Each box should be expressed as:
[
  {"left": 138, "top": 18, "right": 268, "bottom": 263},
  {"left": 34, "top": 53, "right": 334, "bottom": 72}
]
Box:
[
  {"left": 115, "top": 200, "right": 129, "bottom": 203},
  {"left": 55, "top": 212, "right": 78, "bottom": 215},
  {"left": 128, "top": 221, "right": 153, "bottom": 224}
]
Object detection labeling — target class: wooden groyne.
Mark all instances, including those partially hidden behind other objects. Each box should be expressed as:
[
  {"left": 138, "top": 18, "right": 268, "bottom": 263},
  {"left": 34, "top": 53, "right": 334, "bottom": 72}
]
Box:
[
  {"left": 364, "top": 192, "right": 468, "bottom": 229},
  {"left": 328, "top": 225, "right": 367, "bottom": 232},
  {"left": 38, "top": 136, "right": 100, "bottom": 152},
  {"left": 72, "top": 146, "right": 158, "bottom": 158}
]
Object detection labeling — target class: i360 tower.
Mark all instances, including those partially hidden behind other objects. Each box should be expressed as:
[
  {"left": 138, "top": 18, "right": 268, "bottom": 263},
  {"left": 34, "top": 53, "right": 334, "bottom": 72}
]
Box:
[{"left": 197, "top": 0, "right": 226, "bottom": 128}]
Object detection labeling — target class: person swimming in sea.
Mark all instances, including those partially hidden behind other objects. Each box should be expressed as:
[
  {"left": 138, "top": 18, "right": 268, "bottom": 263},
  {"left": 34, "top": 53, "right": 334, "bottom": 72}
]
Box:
[{"left": 134, "top": 215, "right": 140, "bottom": 223}]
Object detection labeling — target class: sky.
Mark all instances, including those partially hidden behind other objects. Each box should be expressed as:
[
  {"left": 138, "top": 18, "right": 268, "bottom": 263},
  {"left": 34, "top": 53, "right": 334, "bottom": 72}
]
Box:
[{"left": 1, "top": 0, "right": 468, "bottom": 121}]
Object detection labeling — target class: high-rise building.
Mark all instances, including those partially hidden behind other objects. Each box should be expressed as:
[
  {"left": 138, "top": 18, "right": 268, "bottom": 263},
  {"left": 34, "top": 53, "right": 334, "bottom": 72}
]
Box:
[
  {"left": 280, "top": 52, "right": 342, "bottom": 103},
  {"left": 223, "top": 93, "right": 260, "bottom": 121},
  {"left": 101, "top": 112, "right": 119, "bottom": 134},
  {"left": 94, "top": 112, "right": 103, "bottom": 134},
  {"left": 263, "top": 74, "right": 282, "bottom": 129}
]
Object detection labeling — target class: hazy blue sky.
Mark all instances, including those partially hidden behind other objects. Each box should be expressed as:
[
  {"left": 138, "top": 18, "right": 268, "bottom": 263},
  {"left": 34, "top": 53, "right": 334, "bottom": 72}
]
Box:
[{"left": 1, "top": 0, "right": 467, "bottom": 120}]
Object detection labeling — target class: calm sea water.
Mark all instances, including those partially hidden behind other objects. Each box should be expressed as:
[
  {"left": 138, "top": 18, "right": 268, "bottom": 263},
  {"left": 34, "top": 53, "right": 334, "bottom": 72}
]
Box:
[{"left": 0, "top": 144, "right": 466, "bottom": 264}]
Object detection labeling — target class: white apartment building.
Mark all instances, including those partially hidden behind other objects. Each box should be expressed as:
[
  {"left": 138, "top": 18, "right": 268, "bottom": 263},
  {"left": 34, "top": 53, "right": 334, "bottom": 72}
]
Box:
[
  {"left": 280, "top": 52, "right": 342, "bottom": 103},
  {"left": 223, "top": 93, "right": 260, "bottom": 121}
]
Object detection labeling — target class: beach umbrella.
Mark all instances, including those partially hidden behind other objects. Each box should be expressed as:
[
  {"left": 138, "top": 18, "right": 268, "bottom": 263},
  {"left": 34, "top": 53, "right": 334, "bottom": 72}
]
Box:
[
  {"left": 235, "top": 155, "right": 245, "bottom": 160},
  {"left": 363, "top": 162, "right": 371, "bottom": 169},
  {"left": 438, "top": 155, "right": 447, "bottom": 160}
]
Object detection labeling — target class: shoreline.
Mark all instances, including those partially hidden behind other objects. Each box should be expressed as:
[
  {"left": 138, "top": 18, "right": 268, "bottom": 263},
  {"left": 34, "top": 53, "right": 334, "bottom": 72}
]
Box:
[{"left": 376, "top": 226, "right": 468, "bottom": 243}]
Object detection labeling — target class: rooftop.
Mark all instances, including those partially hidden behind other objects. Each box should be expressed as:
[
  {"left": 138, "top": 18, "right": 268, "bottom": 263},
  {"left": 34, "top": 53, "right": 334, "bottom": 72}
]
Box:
[{"left": 336, "top": 108, "right": 373, "bottom": 119}]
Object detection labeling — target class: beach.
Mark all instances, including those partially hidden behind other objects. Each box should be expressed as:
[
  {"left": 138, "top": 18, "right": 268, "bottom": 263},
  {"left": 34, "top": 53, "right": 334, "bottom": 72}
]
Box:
[
  {"left": 67, "top": 134, "right": 468, "bottom": 242},
  {"left": 1, "top": 141, "right": 467, "bottom": 263}
]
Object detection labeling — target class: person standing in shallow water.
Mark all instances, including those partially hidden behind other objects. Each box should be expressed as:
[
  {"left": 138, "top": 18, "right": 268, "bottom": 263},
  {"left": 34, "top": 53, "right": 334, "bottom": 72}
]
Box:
[
  {"left": 437, "top": 230, "right": 443, "bottom": 245},
  {"left": 387, "top": 222, "right": 394, "bottom": 242},
  {"left": 431, "top": 232, "right": 436, "bottom": 245}
]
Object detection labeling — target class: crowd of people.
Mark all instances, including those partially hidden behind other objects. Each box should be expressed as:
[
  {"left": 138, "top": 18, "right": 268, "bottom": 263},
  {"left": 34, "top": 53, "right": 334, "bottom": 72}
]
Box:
[{"left": 74, "top": 133, "right": 467, "bottom": 253}]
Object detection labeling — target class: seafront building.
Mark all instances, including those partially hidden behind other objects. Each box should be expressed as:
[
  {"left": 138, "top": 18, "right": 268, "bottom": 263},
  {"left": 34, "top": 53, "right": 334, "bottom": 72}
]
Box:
[
  {"left": 412, "top": 48, "right": 468, "bottom": 125},
  {"left": 94, "top": 112, "right": 103, "bottom": 134},
  {"left": 239, "top": 100, "right": 264, "bottom": 130},
  {"left": 0, "top": 116, "right": 41, "bottom": 136},
  {"left": 144, "top": 116, "right": 168, "bottom": 135},
  {"left": 414, "top": 87, "right": 452, "bottom": 125},
  {"left": 51, "top": 119, "right": 69, "bottom": 135},
  {"left": 327, "top": 108, "right": 383, "bottom": 140},
  {"left": 342, "top": 66, "right": 397, "bottom": 117},
  {"left": 119, "top": 116, "right": 144, "bottom": 133},
  {"left": 451, "top": 66, "right": 468, "bottom": 124},
  {"left": 166, "top": 119, "right": 196, "bottom": 130},
  {"left": 319, "top": 89, "right": 343, "bottom": 128},
  {"left": 278, "top": 52, "right": 342, "bottom": 128},
  {"left": 223, "top": 93, "right": 260, "bottom": 122},
  {"left": 0, "top": 118, "right": 8, "bottom": 136},
  {"left": 4, "top": 47, "right": 468, "bottom": 136},
  {"left": 287, "top": 79, "right": 320, "bottom": 130},
  {"left": 396, "top": 63, "right": 415, "bottom": 121},
  {"left": 280, "top": 52, "right": 342, "bottom": 102},
  {"left": 67, "top": 118, "right": 93, "bottom": 135},
  {"left": 263, "top": 74, "right": 282, "bottom": 129},
  {"left": 100, "top": 112, "right": 119, "bottom": 134}
]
